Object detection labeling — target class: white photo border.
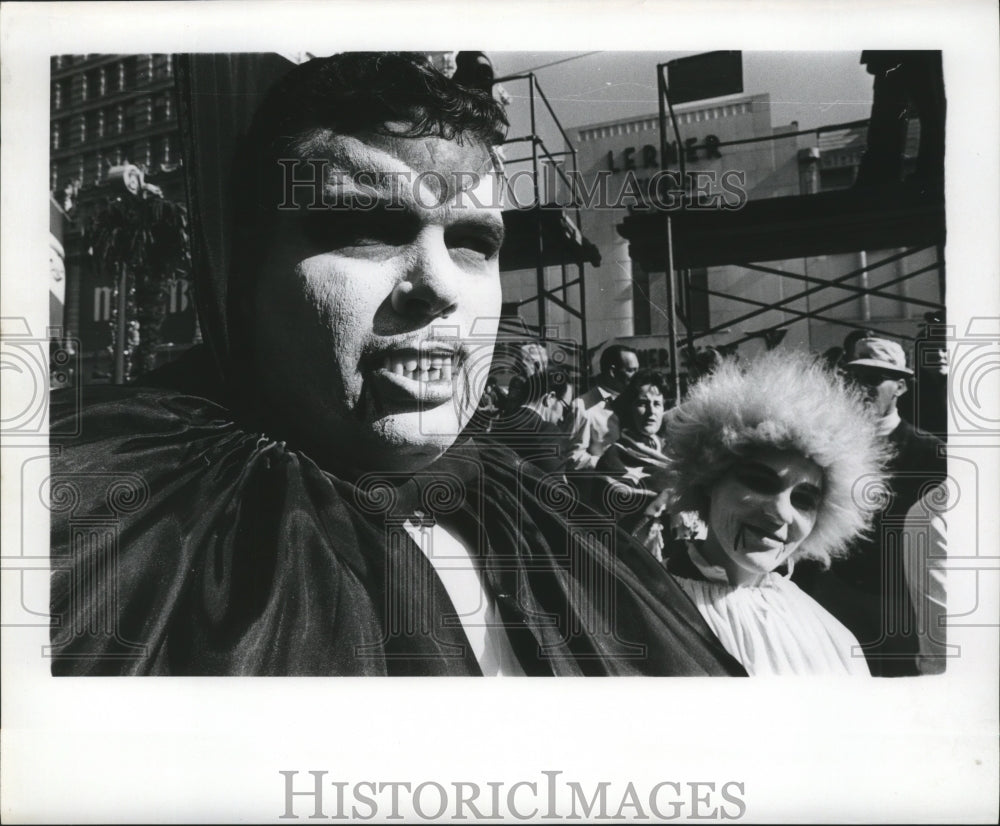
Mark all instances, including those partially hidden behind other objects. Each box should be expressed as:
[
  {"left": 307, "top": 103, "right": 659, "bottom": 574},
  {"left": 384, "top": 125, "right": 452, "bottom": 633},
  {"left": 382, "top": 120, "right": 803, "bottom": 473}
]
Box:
[{"left": 2, "top": 1, "right": 998, "bottom": 823}]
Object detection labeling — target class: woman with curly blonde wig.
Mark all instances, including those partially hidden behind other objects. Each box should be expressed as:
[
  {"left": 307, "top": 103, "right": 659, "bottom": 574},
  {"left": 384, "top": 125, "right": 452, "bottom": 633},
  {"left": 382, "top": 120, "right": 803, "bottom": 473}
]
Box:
[{"left": 662, "top": 349, "right": 892, "bottom": 675}]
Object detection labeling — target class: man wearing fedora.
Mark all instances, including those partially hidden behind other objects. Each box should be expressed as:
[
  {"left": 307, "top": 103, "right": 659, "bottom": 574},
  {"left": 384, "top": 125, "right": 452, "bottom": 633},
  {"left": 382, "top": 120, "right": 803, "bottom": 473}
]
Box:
[{"left": 795, "top": 335, "right": 946, "bottom": 676}]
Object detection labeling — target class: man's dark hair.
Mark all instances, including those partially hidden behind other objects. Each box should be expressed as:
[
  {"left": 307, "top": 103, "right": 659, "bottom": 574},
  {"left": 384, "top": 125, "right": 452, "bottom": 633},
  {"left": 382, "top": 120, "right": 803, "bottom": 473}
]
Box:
[
  {"left": 246, "top": 52, "right": 507, "bottom": 159},
  {"left": 453, "top": 51, "right": 497, "bottom": 94},
  {"left": 600, "top": 344, "right": 638, "bottom": 375},
  {"left": 234, "top": 51, "right": 508, "bottom": 237}
]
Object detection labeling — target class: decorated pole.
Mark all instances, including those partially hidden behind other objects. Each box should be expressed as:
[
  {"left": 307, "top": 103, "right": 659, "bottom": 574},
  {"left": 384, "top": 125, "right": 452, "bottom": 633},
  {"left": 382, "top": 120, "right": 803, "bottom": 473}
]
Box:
[{"left": 95, "top": 163, "right": 180, "bottom": 384}]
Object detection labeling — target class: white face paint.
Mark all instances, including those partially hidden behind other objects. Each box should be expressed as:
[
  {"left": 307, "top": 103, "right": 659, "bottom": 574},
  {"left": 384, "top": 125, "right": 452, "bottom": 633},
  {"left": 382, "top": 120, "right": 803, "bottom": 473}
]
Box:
[
  {"left": 253, "top": 130, "right": 504, "bottom": 473},
  {"left": 701, "top": 448, "right": 823, "bottom": 585}
]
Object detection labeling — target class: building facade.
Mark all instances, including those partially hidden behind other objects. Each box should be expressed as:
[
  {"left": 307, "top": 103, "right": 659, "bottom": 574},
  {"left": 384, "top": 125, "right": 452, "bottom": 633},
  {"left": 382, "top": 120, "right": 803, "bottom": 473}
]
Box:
[
  {"left": 502, "top": 91, "right": 939, "bottom": 375},
  {"left": 50, "top": 54, "right": 196, "bottom": 384}
]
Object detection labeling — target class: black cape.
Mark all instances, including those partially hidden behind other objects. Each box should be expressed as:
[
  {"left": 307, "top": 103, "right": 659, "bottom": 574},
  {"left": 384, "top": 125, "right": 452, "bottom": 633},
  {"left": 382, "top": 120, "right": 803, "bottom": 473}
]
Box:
[{"left": 50, "top": 365, "right": 745, "bottom": 677}]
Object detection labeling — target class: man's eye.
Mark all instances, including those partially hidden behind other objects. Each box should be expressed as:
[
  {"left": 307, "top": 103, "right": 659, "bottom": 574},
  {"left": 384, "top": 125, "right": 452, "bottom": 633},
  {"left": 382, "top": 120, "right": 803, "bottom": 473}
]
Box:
[
  {"left": 445, "top": 228, "right": 501, "bottom": 260},
  {"left": 302, "top": 211, "right": 414, "bottom": 249}
]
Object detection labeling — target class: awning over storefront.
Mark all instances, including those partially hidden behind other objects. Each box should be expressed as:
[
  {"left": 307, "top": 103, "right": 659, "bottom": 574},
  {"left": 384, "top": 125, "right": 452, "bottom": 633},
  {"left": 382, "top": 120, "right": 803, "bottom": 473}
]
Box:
[
  {"left": 618, "top": 183, "right": 945, "bottom": 271},
  {"left": 500, "top": 205, "right": 602, "bottom": 272}
]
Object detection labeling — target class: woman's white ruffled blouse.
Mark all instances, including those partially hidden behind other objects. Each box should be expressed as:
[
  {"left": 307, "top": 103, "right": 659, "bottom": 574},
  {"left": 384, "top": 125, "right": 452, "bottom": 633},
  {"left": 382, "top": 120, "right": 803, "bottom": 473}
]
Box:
[{"left": 673, "top": 548, "right": 870, "bottom": 675}]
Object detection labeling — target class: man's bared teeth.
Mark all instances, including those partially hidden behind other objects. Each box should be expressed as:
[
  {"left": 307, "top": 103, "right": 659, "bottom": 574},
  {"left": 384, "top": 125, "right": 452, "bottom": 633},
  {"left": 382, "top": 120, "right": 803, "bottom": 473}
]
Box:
[{"left": 380, "top": 352, "right": 457, "bottom": 380}]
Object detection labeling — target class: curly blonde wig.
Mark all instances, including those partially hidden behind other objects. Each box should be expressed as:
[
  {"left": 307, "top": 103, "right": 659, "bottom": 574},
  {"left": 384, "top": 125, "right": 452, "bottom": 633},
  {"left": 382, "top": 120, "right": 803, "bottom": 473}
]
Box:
[{"left": 662, "top": 349, "right": 892, "bottom": 567}]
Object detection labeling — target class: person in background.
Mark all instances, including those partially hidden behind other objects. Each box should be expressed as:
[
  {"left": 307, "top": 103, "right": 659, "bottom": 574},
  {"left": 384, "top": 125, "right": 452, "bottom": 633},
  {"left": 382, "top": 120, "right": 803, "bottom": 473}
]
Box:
[
  {"left": 594, "top": 370, "right": 672, "bottom": 561},
  {"left": 683, "top": 345, "right": 723, "bottom": 387},
  {"left": 488, "top": 365, "right": 574, "bottom": 474},
  {"left": 661, "top": 350, "right": 891, "bottom": 675},
  {"left": 795, "top": 335, "right": 946, "bottom": 676},
  {"left": 821, "top": 345, "right": 845, "bottom": 372},
  {"left": 467, "top": 375, "right": 503, "bottom": 433},
  {"left": 904, "top": 310, "right": 949, "bottom": 440},
  {"left": 566, "top": 344, "right": 639, "bottom": 471},
  {"left": 855, "top": 51, "right": 945, "bottom": 190},
  {"left": 836, "top": 328, "right": 877, "bottom": 374}
]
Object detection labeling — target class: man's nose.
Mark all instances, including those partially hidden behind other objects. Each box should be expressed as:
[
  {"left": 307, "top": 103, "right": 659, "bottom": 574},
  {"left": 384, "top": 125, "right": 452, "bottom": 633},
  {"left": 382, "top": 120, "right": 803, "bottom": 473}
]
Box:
[{"left": 391, "top": 232, "right": 460, "bottom": 320}]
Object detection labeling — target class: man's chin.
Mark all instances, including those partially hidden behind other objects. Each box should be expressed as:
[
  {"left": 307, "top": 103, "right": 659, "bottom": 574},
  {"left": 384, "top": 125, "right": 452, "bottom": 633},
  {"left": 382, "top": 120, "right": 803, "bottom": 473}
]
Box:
[{"left": 360, "top": 412, "right": 468, "bottom": 471}]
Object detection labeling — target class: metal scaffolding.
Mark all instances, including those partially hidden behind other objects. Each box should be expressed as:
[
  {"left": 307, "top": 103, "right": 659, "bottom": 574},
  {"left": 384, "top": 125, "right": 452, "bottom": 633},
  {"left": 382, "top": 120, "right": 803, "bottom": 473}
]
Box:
[
  {"left": 495, "top": 71, "right": 601, "bottom": 385},
  {"left": 618, "top": 60, "right": 946, "bottom": 389}
]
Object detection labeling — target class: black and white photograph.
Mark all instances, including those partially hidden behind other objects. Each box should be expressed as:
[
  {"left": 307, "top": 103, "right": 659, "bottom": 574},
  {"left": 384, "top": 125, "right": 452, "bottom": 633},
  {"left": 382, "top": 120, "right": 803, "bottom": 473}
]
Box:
[{"left": 2, "top": 1, "right": 998, "bottom": 822}]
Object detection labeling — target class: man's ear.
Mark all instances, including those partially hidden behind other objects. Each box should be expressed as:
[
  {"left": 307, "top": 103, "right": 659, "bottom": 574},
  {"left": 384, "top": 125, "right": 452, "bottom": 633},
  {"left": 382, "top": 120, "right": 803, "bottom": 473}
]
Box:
[{"left": 895, "top": 378, "right": 908, "bottom": 398}]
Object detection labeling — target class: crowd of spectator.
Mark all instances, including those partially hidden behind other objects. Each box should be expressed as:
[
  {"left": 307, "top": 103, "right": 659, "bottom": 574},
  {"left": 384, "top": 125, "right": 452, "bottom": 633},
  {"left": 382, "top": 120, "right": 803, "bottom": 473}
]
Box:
[{"left": 480, "top": 316, "right": 947, "bottom": 676}]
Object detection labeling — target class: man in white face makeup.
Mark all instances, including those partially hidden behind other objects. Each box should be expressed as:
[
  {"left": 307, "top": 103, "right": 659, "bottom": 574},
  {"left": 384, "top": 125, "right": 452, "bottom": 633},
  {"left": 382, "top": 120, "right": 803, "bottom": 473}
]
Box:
[
  {"left": 50, "top": 53, "right": 743, "bottom": 677},
  {"left": 253, "top": 128, "right": 504, "bottom": 473}
]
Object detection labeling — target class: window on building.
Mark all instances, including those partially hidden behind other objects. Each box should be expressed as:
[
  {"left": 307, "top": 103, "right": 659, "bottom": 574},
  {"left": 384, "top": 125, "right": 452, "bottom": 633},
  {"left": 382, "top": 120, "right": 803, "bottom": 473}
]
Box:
[
  {"left": 85, "top": 154, "right": 100, "bottom": 186},
  {"left": 124, "top": 103, "right": 137, "bottom": 134},
  {"left": 51, "top": 163, "right": 59, "bottom": 193},
  {"left": 136, "top": 96, "right": 153, "bottom": 128},
  {"left": 121, "top": 57, "right": 137, "bottom": 91},
  {"left": 114, "top": 104, "right": 125, "bottom": 135},
  {"left": 85, "top": 68, "right": 105, "bottom": 100},
  {"left": 71, "top": 114, "right": 86, "bottom": 145},
  {"left": 51, "top": 122, "right": 61, "bottom": 150},
  {"left": 70, "top": 73, "right": 86, "bottom": 105},
  {"left": 134, "top": 140, "right": 151, "bottom": 169},
  {"left": 86, "top": 110, "right": 103, "bottom": 141},
  {"left": 52, "top": 80, "right": 64, "bottom": 110},
  {"left": 137, "top": 55, "right": 154, "bottom": 86},
  {"left": 153, "top": 94, "right": 173, "bottom": 123},
  {"left": 153, "top": 54, "right": 173, "bottom": 80},
  {"left": 159, "top": 135, "right": 173, "bottom": 166}
]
